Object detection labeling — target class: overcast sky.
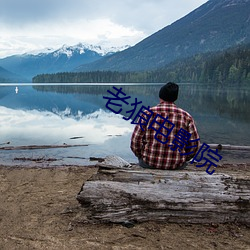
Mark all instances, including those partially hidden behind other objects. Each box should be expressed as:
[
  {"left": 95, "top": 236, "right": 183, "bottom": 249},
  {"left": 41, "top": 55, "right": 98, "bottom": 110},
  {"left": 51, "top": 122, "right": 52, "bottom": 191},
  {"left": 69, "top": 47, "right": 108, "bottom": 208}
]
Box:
[{"left": 0, "top": 0, "right": 208, "bottom": 58}]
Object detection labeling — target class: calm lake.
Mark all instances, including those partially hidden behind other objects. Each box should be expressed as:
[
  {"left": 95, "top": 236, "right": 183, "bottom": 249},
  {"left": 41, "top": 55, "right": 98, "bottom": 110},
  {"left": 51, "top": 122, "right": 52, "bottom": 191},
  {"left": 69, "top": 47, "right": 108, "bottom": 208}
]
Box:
[{"left": 0, "top": 83, "right": 249, "bottom": 167}]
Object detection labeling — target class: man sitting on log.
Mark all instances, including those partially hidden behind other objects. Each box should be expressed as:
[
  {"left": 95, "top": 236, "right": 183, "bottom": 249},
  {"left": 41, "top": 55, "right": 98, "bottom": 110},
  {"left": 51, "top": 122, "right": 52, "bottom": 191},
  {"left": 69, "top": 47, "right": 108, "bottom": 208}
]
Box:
[{"left": 130, "top": 82, "right": 200, "bottom": 170}]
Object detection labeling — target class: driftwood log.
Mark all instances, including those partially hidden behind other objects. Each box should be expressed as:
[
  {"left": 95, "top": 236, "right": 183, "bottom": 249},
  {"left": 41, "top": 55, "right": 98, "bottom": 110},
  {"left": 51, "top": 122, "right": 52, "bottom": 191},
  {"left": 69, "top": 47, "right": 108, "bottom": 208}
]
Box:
[
  {"left": 208, "top": 144, "right": 250, "bottom": 151},
  {"left": 77, "top": 164, "right": 250, "bottom": 225},
  {"left": 0, "top": 144, "right": 88, "bottom": 151}
]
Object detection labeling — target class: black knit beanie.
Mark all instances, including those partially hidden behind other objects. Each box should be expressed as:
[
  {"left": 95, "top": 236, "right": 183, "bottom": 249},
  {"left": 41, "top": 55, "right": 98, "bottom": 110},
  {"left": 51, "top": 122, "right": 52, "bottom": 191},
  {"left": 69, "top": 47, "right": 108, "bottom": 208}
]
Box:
[{"left": 159, "top": 82, "right": 179, "bottom": 102}]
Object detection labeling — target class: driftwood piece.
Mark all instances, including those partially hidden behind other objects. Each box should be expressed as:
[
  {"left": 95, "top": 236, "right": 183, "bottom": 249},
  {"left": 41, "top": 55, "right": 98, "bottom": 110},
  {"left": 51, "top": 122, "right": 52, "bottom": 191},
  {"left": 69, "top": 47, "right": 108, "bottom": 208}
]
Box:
[
  {"left": 0, "top": 144, "right": 88, "bottom": 151},
  {"left": 208, "top": 144, "right": 250, "bottom": 151},
  {"left": 77, "top": 166, "right": 250, "bottom": 225}
]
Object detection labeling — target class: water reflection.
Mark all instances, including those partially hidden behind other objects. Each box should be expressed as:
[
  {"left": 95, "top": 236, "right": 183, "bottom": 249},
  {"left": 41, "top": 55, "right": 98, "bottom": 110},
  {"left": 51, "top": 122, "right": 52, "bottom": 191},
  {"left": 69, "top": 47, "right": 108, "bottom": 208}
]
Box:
[
  {"left": 0, "top": 107, "right": 132, "bottom": 145},
  {"left": 0, "top": 83, "right": 249, "bottom": 166},
  {"left": 33, "top": 83, "right": 250, "bottom": 122},
  {"left": 32, "top": 83, "right": 250, "bottom": 145}
]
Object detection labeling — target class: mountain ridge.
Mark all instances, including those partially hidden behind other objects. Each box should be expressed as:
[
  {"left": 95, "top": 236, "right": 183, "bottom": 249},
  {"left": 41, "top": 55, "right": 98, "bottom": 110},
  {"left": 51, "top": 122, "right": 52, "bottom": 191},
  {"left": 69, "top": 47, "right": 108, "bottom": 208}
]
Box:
[
  {"left": 0, "top": 43, "right": 130, "bottom": 81},
  {"left": 75, "top": 0, "right": 250, "bottom": 72},
  {"left": 0, "top": 65, "right": 26, "bottom": 83}
]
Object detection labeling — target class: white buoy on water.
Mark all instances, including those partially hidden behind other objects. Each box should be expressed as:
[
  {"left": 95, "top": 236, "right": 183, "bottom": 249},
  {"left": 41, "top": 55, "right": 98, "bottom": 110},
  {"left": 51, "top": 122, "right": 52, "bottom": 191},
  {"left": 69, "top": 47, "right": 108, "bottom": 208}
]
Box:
[{"left": 15, "top": 86, "right": 18, "bottom": 94}]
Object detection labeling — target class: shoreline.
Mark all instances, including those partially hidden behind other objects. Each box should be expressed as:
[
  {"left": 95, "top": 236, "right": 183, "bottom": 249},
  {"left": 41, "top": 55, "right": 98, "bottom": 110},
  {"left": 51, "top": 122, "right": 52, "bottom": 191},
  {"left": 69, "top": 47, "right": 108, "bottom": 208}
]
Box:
[{"left": 0, "top": 159, "right": 250, "bottom": 172}]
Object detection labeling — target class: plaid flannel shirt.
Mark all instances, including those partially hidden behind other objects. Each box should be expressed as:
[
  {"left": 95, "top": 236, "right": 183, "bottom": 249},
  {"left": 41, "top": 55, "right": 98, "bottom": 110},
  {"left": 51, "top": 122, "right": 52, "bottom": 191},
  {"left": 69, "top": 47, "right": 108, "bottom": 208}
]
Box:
[{"left": 130, "top": 101, "right": 200, "bottom": 169}]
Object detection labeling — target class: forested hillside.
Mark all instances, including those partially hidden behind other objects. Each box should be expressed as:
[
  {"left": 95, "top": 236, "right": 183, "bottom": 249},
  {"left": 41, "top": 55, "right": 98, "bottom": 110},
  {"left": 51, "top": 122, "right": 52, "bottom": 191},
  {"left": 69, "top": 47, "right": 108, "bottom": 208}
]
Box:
[
  {"left": 151, "top": 43, "right": 250, "bottom": 84},
  {"left": 33, "top": 43, "right": 250, "bottom": 85}
]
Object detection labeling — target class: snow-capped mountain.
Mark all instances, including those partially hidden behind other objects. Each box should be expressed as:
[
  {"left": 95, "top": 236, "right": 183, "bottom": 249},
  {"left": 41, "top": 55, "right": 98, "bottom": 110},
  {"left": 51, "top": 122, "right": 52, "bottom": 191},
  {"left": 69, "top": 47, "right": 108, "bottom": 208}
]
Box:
[
  {"left": 0, "top": 43, "right": 130, "bottom": 81},
  {"left": 51, "top": 43, "right": 130, "bottom": 58},
  {"left": 29, "top": 43, "right": 130, "bottom": 58}
]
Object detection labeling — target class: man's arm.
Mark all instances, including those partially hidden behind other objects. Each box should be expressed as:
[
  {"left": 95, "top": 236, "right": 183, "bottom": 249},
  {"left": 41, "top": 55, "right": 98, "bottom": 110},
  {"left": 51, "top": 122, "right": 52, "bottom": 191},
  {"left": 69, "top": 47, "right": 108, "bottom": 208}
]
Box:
[
  {"left": 130, "top": 123, "right": 145, "bottom": 158},
  {"left": 185, "top": 119, "right": 200, "bottom": 160}
]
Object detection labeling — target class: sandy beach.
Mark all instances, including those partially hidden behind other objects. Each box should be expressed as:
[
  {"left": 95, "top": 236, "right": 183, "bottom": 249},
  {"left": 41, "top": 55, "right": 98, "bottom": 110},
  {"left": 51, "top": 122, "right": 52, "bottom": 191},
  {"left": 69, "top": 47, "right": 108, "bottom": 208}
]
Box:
[{"left": 0, "top": 164, "right": 250, "bottom": 250}]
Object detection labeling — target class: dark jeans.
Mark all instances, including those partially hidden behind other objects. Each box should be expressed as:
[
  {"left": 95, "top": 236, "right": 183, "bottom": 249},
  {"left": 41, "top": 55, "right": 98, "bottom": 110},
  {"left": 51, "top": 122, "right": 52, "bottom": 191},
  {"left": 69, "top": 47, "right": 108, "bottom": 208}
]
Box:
[{"left": 138, "top": 158, "right": 188, "bottom": 170}]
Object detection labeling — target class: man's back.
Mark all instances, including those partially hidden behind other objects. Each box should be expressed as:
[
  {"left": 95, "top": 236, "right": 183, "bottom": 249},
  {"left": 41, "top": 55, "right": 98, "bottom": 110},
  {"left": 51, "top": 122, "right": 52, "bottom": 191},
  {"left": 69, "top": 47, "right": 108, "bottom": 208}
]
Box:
[{"left": 130, "top": 82, "right": 200, "bottom": 170}]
